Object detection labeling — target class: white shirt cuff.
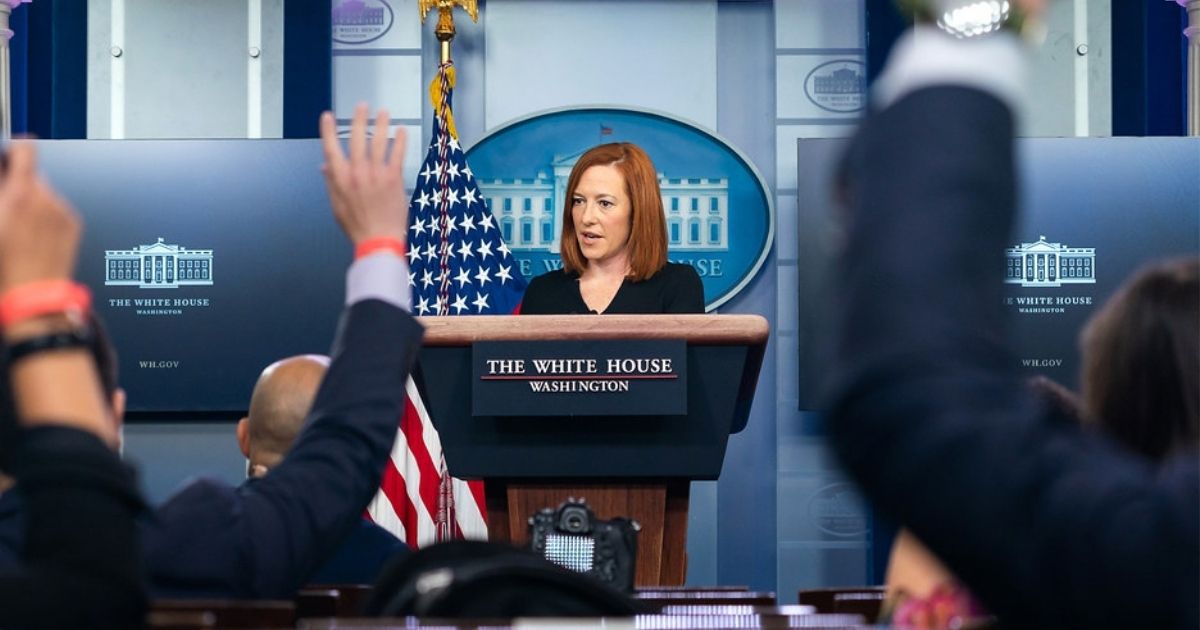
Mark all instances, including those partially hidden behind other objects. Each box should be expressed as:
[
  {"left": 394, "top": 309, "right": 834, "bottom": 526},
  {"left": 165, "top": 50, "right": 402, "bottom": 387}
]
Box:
[
  {"left": 345, "top": 252, "right": 412, "bottom": 311},
  {"left": 874, "top": 26, "right": 1027, "bottom": 113}
]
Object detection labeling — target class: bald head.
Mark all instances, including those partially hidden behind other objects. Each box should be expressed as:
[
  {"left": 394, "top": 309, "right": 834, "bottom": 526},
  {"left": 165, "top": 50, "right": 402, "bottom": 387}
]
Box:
[{"left": 239, "top": 355, "right": 330, "bottom": 474}]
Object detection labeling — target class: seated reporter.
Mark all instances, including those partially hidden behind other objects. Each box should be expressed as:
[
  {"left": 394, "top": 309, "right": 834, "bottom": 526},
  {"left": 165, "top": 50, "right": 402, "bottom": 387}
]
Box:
[
  {"left": 0, "top": 141, "right": 145, "bottom": 628},
  {"left": 520, "top": 143, "right": 704, "bottom": 314},
  {"left": 235, "top": 354, "right": 410, "bottom": 585},
  {"left": 142, "top": 105, "right": 423, "bottom": 598}
]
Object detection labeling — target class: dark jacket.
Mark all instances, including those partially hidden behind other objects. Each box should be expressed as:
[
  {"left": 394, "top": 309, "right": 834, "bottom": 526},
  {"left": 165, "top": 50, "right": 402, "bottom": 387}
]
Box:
[
  {"left": 0, "top": 427, "right": 146, "bottom": 629},
  {"left": 142, "top": 299, "right": 422, "bottom": 598},
  {"left": 828, "top": 86, "right": 1199, "bottom": 628}
]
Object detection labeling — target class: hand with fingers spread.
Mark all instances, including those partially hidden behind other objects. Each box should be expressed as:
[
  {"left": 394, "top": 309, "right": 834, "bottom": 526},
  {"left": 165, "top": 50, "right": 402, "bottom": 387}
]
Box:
[{"left": 319, "top": 104, "right": 410, "bottom": 246}]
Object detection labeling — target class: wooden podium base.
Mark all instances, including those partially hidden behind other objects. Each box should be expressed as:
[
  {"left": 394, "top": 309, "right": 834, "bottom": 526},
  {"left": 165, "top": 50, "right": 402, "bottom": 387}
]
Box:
[{"left": 484, "top": 478, "right": 689, "bottom": 587}]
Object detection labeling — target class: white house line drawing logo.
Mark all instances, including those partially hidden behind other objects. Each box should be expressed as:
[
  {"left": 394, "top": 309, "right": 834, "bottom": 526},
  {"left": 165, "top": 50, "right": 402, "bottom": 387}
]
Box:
[
  {"left": 1005, "top": 235, "right": 1095, "bottom": 287},
  {"left": 331, "top": 0, "right": 393, "bottom": 45},
  {"left": 804, "top": 60, "right": 867, "bottom": 114},
  {"left": 104, "top": 238, "right": 213, "bottom": 289},
  {"left": 477, "top": 149, "right": 729, "bottom": 253}
]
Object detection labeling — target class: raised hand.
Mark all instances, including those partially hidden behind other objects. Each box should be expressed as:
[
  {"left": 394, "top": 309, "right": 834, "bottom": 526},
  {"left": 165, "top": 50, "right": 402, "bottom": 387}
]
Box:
[
  {"left": 0, "top": 142, "right": 82, "bottom": 294},
  {"left": 319, "top": 104, "right": 409, "bottom": 246}
]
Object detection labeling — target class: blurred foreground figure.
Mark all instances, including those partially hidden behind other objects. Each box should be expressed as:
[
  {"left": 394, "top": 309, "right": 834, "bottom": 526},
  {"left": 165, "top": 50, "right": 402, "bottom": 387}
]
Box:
[
  {"left": 827, "top": 3, "right": 1199, "bottom": 628},
  {"left": 0, "top": 141, "right": 145, "bottom": 628}
]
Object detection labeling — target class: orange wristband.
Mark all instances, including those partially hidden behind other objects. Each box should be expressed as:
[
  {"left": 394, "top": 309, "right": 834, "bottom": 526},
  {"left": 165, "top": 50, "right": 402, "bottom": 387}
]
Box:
[
  {"left": 0, "top": 280, "right": 92, "bottom": 329},
  {"left": 355, "top": 236, "right": 407, "bottom": 260}
]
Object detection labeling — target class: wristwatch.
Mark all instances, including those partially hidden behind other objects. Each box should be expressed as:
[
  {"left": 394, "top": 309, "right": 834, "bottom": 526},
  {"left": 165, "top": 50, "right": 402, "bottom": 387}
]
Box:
[
  {"left": 4, "top": 327, "right": 94, "bottom": 365},
  {"left": 899, "top": 0, "right": 1029, "bottom": 39}
]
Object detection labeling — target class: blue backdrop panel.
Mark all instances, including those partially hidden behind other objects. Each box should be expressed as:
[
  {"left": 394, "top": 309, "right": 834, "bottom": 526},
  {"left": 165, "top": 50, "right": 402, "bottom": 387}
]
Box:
[
  {"left": 1005, "top": 138, "right": 1199, "bottom": 386},
  {"left": 798, "top": 137, "right": 1200, "bottom": 406},
  {"left": 37, "top": 140, "right": 350, "bottom": 413}
]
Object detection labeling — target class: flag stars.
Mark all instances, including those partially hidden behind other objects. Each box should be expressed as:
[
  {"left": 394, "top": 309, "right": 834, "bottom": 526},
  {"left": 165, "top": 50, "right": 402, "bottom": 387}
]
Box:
[
  {"left": 457, "top": 240, "right": 475, "bottom": 261},
  {"left": 454, "top": 267, "right": 472, "bottom": 288},
  {"left": 477, "top": 240, "right": 494, "bottom": 261},
  {"left": 496, "top": 264, "right": 513, "bottom": 285},
  {"left": 498, "top": 242, "right": 512, "bottom": 259},
  {"left": 420, "top": 164, "right": 435, "bottom": 184},
  {"left": 472, "top": 292, "right": 490, "bottom": 313},
  {"left": 408, "top": 271, "right": 417, "bottom": 288},
  {"left": 407, "top": 244, "right": 422, "bottom": 265},
  {"left": 451, "top": 293, "right": 469, "bottom": 314},
  {"left": 463, "top": 187, "right": 479, "bottom": 207},
  {"left": 447, "top": 188, "right": 461, "bottom": 209},
  {"left": 415, "top": 295, "right": 432, "bottom": 315},
  {"left": 415, "top": 191, "right": 432, "bottom": 211},
  {"left": 420, "top": 269, "right": 435, "bottom": 289},
  {"left": 423, "top": 243, "right": 438, "bottom": 262},
  {"left": 474, "top": 267, "right": 492, "bottom": 286},
  {"left": 463, "top": 164, "right": 473, "bottom": 181},
  {"left": 480, "top": 213, "right": 495, "bottom": 233},
  {"left": 459, "top": 214, "right": 476, "bottom": 235},
  {"left": 447, "top": 162, "right": 460, "bottom": 180},
  {"left": 449, "top": 137, "right": 462, "bottom": 153},
  {"left": 410, "top": 217, "right": 427, "bottom": 237}
]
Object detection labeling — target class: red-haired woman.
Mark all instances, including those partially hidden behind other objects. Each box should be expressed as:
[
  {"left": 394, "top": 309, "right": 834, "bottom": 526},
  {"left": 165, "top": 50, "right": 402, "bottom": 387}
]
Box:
[{"left": 520, "top": 143, "right": 704, "bottom": 314}]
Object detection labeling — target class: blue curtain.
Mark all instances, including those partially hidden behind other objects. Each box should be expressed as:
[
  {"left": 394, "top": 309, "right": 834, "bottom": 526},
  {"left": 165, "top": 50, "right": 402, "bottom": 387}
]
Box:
[
  {"left": 1112, "top": 1, "right": 1188, "bottom": 136},
  {"left": 9, "top": 2, "right": 86, "bottom": 139},
  {"left": 284, "top": 2, "right": 332, "bottom": 138}
]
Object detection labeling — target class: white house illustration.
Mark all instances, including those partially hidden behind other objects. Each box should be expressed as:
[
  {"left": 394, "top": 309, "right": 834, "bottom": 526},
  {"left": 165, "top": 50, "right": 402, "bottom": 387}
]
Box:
[
  {"left": 104, "top": 238, "right": 213, "bottom": 289},
  {"left": 477, "top": 149, "right": 729, "bottom": 252},
  {"left": 1005, "top": 235, "right": 1095, "bottom": 287}
]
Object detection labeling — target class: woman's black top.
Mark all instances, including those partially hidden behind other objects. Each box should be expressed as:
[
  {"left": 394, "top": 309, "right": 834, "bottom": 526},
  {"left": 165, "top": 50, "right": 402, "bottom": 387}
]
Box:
[{"left": 521, "top": 263, "right": 705, "bottom": 314}]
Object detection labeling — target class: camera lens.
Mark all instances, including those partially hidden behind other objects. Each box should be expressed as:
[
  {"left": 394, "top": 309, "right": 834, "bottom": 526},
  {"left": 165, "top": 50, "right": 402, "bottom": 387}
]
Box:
[{"left": 559, "top": 505, "right": 589, "bottom": 534}]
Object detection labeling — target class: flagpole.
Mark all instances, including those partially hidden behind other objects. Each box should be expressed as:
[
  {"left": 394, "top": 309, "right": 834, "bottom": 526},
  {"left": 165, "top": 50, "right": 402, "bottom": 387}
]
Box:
[
  {"left": 418, "top": 1, "right": 480, "bottom": 66},
  {"left": 418, "top": 0, "right": 480, "bottom": 543}
]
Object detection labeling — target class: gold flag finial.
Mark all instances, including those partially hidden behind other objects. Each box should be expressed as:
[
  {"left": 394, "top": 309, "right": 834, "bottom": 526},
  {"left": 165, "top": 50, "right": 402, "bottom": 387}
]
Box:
[{"left": 417, "top": 0, "right": 479, "bottom": 64}]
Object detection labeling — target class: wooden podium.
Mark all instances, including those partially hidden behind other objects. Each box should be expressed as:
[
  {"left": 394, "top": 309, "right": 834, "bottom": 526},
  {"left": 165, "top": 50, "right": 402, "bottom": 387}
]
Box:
[{"left": 414, "top": 314, "right": 768, "bottom": 587}]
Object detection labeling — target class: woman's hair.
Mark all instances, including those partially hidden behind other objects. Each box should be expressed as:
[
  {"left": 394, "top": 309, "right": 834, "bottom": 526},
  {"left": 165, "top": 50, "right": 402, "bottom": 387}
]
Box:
[
  {"left": 1080, "top": 257, "right": 1200, "bottom": 461},
  {"left": 559, "top": 143, "right": 668, "bottom": 281}
]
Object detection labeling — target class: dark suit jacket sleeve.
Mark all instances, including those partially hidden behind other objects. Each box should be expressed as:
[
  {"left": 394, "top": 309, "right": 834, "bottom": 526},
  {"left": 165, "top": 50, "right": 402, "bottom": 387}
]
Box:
[
  {"left": 0, "top": 427, "right": 145, "bottom": 628},
  {"left": 829, "top": 86, "right": 1199, "bottom": 628},
  {"left": 237, "top": 299, "right": 422, "bottom": 598}
]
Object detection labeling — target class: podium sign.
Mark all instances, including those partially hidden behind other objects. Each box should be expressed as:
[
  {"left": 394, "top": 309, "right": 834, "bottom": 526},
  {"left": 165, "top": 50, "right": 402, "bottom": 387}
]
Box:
[{"left": 472, "top": 339, "right": 687, "bottom": 417}]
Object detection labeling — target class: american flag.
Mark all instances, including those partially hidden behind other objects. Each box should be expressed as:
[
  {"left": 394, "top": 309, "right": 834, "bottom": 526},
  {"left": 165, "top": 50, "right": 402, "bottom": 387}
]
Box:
[{"left": 366, "top": 61, "right": 527, "bottom": 547}]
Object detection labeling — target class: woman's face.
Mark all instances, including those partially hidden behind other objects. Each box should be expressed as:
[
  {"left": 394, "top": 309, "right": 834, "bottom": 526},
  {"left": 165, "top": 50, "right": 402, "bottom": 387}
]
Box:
[{"left": 571, "top": 164, "right": 632, "bottom": 269}]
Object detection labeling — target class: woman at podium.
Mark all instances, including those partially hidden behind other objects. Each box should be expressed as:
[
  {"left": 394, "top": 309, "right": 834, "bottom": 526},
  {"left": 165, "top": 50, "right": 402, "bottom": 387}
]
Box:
[{"left": 520, "top": 143, "right": 704, "bottom": 315}]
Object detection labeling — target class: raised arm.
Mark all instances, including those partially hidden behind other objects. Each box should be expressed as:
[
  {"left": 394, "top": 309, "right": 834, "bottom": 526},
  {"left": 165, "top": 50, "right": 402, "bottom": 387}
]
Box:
[
  {"left": 234, "top": 105, "right": 420, "bottom": 597},
  {"left": 0, "top": 141, "right": 145, "bottom": 627},
  {"left": 828, "top": 20, "right": 1198, "bottom": 628}
]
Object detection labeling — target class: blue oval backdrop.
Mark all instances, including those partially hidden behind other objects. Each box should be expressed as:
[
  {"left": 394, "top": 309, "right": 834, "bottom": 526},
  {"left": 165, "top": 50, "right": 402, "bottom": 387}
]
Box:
[{"left": 465, "top": 107, "right": 774, "bottom": 311}]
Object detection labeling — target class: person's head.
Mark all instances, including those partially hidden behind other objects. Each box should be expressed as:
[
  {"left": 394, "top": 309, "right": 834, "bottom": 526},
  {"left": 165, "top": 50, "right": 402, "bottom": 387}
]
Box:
[
  {"left": 236, "top": 354, "right": 330, "bottom": 478},
  {"left": 1079, "top": 257, "right": 1200, "bottom": 461},
  {"left": 559, "top": 143, "right": 668, "bottom": 281}
]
